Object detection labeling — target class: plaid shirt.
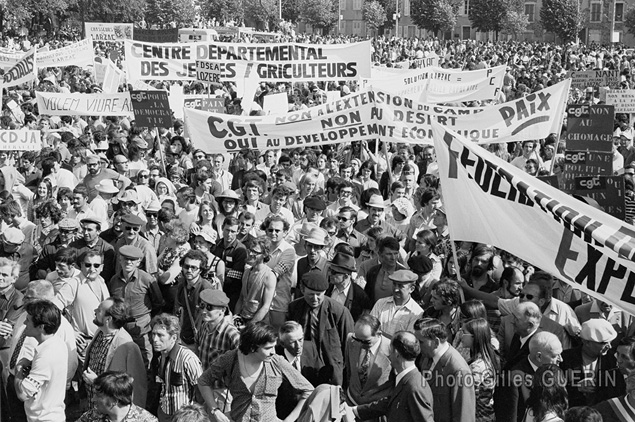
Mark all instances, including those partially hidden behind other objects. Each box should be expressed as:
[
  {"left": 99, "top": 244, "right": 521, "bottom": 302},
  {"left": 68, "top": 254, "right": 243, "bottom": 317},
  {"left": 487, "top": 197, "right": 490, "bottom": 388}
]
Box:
[
  {"left": 85, "top": 331, "right": 116, "bottom": 407},
  {"left": 151, "top": 344, "right": 203, "bottom": 416},
  {"left": 195, "top": 316, "right": 240, "bottom": 371}
]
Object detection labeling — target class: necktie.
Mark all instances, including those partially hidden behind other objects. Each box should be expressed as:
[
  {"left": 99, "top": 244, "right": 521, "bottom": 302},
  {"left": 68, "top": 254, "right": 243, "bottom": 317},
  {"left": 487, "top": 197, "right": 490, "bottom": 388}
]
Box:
[
  {"left": 359, "top": 349, "right": 371, "bottom": 387},
  {"left": 10, "top": 330, "right": 26, "bottom": 369},
  {"left": 310, "top": 308, "right": 319, "bottom": 341}
]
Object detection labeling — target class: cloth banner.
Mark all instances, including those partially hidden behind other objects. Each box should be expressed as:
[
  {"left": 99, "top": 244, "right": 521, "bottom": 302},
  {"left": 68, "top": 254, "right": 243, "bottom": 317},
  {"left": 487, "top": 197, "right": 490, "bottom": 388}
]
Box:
[
  {"left": 432, "top": 122, "right": 635, "bottom": 316},
  {"left": 3, "top": 48, "right": 36, "bottom": 88},
  {"left": 567, "top": 70, "right": 621, "bottom": 89},
  {"left": 102, "top": 61, "right": 124, "bottom": 93},
  {"left": 35, "top": 92, "right": 133, "bottom": 117},
  {"left": 0, "top": 49, "right": 25, "bottom": 70},
  {"left": 0, "top": 130, "right": 40, "bottom": 150},
  {"left": 605, "top": 90, "right": 635, "bottom": 113},
  {"left": 364, "top": 65, "right": 507, "bottom": 103},
  {"left": 37, "top": 38, "right": 94, "bottom": 69},
  {"left": 85, "top": 23, "right": 133, "bottom": 41},
  {"left": 184, "top": 80, "right": 569, "bottom": 154},
  {"left": 124, "top": 40, "right": 371, "bottom": 81}
]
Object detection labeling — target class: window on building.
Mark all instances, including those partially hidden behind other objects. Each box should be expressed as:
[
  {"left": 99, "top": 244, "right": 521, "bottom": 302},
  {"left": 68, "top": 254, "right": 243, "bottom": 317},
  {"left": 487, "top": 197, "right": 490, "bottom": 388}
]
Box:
[
  {"left": 353, "top": 0, "right": 362, "bottom": 10},
  {"left": 616, "top": 3, "right": 624, "bottom": 22},
  {"left": 525, "top": 3, "right": 535, "bottom": 22},
  {"left": 404, "top": 0, "right": 410, "bottom": 16},
  {"left": 590, "top": 3, "right": 602, "bottom": 22},
  {"left": 463, "top": 0, "right": 469, "bottom": 15}
]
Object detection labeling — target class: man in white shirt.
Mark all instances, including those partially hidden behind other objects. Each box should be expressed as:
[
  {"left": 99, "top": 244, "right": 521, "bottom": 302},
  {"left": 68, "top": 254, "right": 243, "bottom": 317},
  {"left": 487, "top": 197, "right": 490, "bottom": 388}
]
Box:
[
  {"left": 370, "top": 269, "right": 423, "bottom": 338},
  {"left": 14, "top": 299, "right": 68, "bottom": 422}
]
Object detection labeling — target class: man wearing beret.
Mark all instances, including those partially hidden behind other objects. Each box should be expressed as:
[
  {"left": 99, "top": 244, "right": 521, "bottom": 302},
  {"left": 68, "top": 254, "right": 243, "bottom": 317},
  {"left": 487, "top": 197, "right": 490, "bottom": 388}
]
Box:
[
  {"left": 561, "top": 318, "right": 625, "bottom": 407},
  {"left": 326, "top": 252, "right": 372, "bottom": 321},
  {"left": 370, "top": 270, "right": 424, "bottom": 339},
  {"left": 114, "top": 213, "right": 158, "bottom": 276},
  {"left": 70, "top": 218, "right": 116, "bottom": 282},
  {"left": 287, "top": 271, "right": 354, "bottom": 387},
  {"left": 109, "top": 245, "right": 164, "bottom": 365}
]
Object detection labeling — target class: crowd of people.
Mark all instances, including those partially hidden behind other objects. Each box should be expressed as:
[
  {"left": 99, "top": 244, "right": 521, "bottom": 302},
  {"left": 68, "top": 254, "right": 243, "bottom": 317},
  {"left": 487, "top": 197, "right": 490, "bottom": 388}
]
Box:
[{"left": 0, "top": 26, "right": 632, "bottom": 422}]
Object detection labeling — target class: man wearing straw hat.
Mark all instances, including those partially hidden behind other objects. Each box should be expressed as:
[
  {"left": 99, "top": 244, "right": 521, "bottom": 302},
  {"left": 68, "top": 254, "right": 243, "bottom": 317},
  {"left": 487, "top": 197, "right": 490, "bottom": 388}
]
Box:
[{"left": 354, "top": 194, "right": 403, "bottom": 240}]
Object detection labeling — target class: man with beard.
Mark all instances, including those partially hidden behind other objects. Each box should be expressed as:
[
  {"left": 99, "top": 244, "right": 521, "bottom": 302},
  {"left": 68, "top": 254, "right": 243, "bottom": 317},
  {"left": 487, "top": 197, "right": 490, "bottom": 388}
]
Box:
[
  {"left": 354, "top": 194, "right": 403, "bottom": 241},
  {"left": 82, "top": 152, "right": 130, "bottom": 202},
  {"left": 463, "top": 245, "right": 498, "bottom": 293},
  {"left": 370, "top": 270, "right": 423, "bottom": 338},
  {"left": 82, "top": 297, "right": 147, "bottom": 408},
  {"left": 70, "top": 217, "right": 116, "bottom": 282}
]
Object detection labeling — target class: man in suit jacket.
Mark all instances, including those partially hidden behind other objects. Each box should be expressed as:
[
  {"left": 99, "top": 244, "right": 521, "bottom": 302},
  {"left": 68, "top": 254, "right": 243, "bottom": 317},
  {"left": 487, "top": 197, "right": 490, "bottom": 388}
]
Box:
[
  {"left": 326, "top": 252, "right": 372, "bottom": 321},
  {"left": 276, "top": 321, "right": 305, "bottom": 419},
  {"left": 561, "top": 319, "right": 625, "bottom": 407},
  {"left": 345, "top": 314, "right": 393, "bottom": 418},
  {"left": 497, "top": 332, "right": 563, "bottom": 422},
  {"left": 415, "top": 318, "right": 475, "bottom": 422},
  {"left": 82, "top": 297, "right": 147, "bottom": 407},
  {"left": 287, "top": 271, "right": 354, "bottom": 386},
  {"left": 353, "top": 331, "right": 434, "bottom": 422},
  {"left": 501, "top": 301, "right": 543, "bottom": 370}
]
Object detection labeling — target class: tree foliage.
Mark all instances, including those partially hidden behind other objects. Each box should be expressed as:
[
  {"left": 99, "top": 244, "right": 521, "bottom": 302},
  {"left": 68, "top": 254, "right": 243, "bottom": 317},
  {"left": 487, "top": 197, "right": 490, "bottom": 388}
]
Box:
[
  {"left": 500, "top": 0, "right": 528, "bottom": 38},
  {"left": 146, "top": 0, "right": 197, "bottom": 27},
  {"left": 300, "top": 0, "right": 338, "bottom": 31},
  {"left": 244, "top": 0, "right": 278, "bottom": 30},
  {"left": 410, "top": 0, "right": 458, "bottom": 36},
  {"left": 199, "top": 0, "right": 244, "bottom": 25},
  {"left": 5, "top": 0, "right": 71, "bottom": 27},
  {"left": 625, "top": 6, "right": 635, "bottom": 37},
  {"left": 468, "top": 0, "right": 505, "bottom": 34},
  {"left": 375, "top": 0, "right": 395, "bottom": 29},
  {"left": 363, "top": 0, "right": 386, "bottom": 34},
  {"left": 282, "top": 0, "right": 302, "bottom": 23},
  {"left": 540, "top": 0, "right": 583, "bottom": 43}
]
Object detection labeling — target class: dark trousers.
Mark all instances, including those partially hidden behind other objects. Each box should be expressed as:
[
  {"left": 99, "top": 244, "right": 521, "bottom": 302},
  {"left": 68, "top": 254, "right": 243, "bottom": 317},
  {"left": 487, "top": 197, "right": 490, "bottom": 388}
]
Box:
[{"left": 6, "top": 374, "right": 27, "bottom": 422}]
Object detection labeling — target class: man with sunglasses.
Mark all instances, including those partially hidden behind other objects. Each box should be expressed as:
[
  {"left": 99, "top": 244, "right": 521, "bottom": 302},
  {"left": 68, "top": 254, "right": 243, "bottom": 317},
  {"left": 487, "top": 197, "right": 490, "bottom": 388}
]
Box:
[
  {"left": 174, "top": 250, "right": 215, "bottom": 347},
  {"left": 109, "top": 245, "right": 164, "bottom": 366},
  {"left": 70, "top": 217, "right": 116, "bottom": 288},
  {"left": 335, "top": 206, "right": 366, "bottom": 258},
  {"left": 83, "top": 153, "right": 130, "bottom": 202},
  {"left": 195, "top": 289, "right": 239, "bottom": 371},
  {"left": 114, "top": 214, "right": 158, "bottom": 277}
]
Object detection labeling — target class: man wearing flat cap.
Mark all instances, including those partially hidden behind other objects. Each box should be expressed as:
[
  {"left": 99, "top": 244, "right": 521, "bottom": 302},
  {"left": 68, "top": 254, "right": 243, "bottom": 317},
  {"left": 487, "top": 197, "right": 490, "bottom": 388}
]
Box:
[
  {"left": 35, "top": 217, "right": 79, "bottom": 280},
  {"left": 326, "top": 252, "right": 372, "bottom": 321},
  {"left": 70, "top": 217, "right": 116, "bottom": 282},
  {"left": 0, "top": 227, "right": 36, "bottom": 291},
  {"left": 195, "top": 289, "right": 240, "bottom": 371},
  {"left": 287, "top": 271, "right": 354, "bottom": 386},
  {"left": 561, "top": 318, "right": 625, "bottom": 407},
  {"left": 109, "top": 244, "right": 164, "bottom": 365},
  {"left": 370, "top": 269, "right": 424, "bottom": 339},
  {"left": 114, "top": 213, "right": 158, "bottom": 276}
]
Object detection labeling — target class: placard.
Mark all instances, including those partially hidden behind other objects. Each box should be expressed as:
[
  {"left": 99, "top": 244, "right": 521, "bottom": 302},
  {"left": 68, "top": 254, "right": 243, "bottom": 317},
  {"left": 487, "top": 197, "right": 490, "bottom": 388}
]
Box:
[
  {"left": 566, "top": 104, "right": 614, "bottom": 152},
  {"left": 562, "top": 151, "right": 613, "bottom": 192},
  {"left": 85, "top": 23, "right": 133, "bottom": 41},
  {"left": 573, "top": 176, "right": 625, "bottom": 220},
  {"left": 567, "top": 70, "right": 621, "bottom": 89},
  {"left": 130, "top": 90, "right": 172, "bottom": 128},
  {"left": 605, "top": 90, "right": 635, "bottom": 113}
]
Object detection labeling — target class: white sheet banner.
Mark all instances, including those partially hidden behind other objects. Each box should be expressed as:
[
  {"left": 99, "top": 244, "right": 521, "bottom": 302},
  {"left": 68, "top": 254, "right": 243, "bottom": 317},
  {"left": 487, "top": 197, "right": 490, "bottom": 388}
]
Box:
[
  {"left": 605, "top": 90, "right": 635, "bottom": 113},
  {"left": 36, "top": 92, "right": 133, "bottom": 117},
  {"left": 184, "top": 80, "right": 569, "bottom": 154},
  {"left": 433, "top": 122, "right": 635, "bottom": 316},
  {"left": 0, "top": 49, "right": 24, "bottom": 70},
  {"left": 37, "top": 38, "right": 94, "bottom": 69},
  {"left": 124, "top": 40, "right": 371, "bottom": 81},
  {"left": 365, "top": 65, "right": 507, "bottom": 103},
  {"left": 85, "top": 23, "right": 133, "bottom": 41},
  {"left": 0, "top": 130, "right": 40, "bottom": 150},
  {"left": 3, "top": 48, "right": 36, "bottom": 88},
  {"left": 102, "top": 61, "right": 124, "bottom": 93}
]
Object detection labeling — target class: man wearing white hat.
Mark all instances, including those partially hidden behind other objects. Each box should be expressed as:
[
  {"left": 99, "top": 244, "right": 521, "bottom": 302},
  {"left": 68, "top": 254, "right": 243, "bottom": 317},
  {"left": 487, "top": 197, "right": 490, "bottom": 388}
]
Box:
[
  {"left": 354, "top": 194, "right": 403, "bottom": 241},
  {"left": 561, "top": 318, "right": 625, "bottom": 407},
  {"left": 89, "top": 176, "right": 118, "bottom": 230}
]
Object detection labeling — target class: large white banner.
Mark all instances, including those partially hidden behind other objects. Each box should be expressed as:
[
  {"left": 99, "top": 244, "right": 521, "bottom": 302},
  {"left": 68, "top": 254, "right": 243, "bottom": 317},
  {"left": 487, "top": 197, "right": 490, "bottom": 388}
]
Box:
[
  {"left": 36, "top": 92, "right": 133, "bottom": 117},
  {"left": 0, "top": 130, "right": 40, "bottom": 151},
  {"left": 0, "top": 49, "right": 25, "bottom": 70},
  {"left": 364, "top": 65, "right": 507, "bottom": 103},
  {"left": 184, "top": 80, "right": 569, "bottom": 154},
  {"left": 433, "top": 122, "right": 635, "bottom": 316},
  {"left": 85, "top": 23, "right": 133, "bottom": 41},
  {"left": 124, "top": 40, "right": 372, "bottom": 81},
  {"left": 3, "top": 48, "right": 36, "bottom": 88},
  {"left": 37, "top": 38, "right": 93, "bottom": 68},
  {"left": 605, "top": 89, "right": 635, "bottom": 113}
]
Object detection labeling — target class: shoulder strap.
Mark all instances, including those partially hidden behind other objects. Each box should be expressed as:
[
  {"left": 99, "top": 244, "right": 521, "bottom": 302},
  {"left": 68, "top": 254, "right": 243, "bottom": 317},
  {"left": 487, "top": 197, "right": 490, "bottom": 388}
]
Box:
[
  {"left": 608, "top": 396, "right": 635, "bottom": 422},
  {"left": 184, "top": 288, "right": 197, "bottom": 337}
]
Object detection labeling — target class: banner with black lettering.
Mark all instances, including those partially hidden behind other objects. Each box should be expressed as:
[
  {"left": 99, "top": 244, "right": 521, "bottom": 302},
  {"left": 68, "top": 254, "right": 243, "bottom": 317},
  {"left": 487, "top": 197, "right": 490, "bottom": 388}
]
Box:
[
  {"left": 37, "top": 38, "right": 93, "bottom": 68},
  {"left": 364, "top": 65, "right": 507, "bottom": 103},
  {"left": 0, "top": 49, "right": 25, "bottom": 70},
  {"left": 85, "top": 23, "right": 133, "bottom": 41},
  {"left": 0, "top": 130, "right": 40, "bottom": 150},
  {"left": 35, "top": 92, "right": 133, "bottom": 117},
  {"left": 433, "top": 122, "right": 635, "bottom": 315},
  {"left": 124, "top": 40, "right": 371, "bottom": 81},
  {"left": 184, "top": 80, "right": 569, "bottom": 153},
  {"left": 3, "top": 48, "right": 36, "bottom": 88}
]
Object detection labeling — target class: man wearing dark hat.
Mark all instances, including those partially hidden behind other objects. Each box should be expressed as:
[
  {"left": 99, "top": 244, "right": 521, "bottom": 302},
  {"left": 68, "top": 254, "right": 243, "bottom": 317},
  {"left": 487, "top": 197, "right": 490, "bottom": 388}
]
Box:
[
  {"left": 70, "top": 217, "right": 116, "bottom": 282},
  {"left": 326, "top": 252, "right": 371, "bottom": 321},
  {"left": 0, "top": 227, "right": 36, "bottom": 291},
  {"left": 407, "top": 254, "right": 435, "bottom": 305},
  {"left": 109, "top": 245, "right": 164, "bottom": 365},
  {"left": 195, "top": 289, "right": 240, "bottom": 371},
  {"left": 296, "top": 228, "right": 329, "bottom": 297},
  {"left": 114, "top": 213, "right": 158, "bottom": 276},
  {"left": 287, "top": 271, "right": 354, "bottom": 386},
  {"left": 289, "top": 195, "right": 326, "bottom": 244},
  {"left": 370, "top": 270, "right": 423, "bottom": 339}
]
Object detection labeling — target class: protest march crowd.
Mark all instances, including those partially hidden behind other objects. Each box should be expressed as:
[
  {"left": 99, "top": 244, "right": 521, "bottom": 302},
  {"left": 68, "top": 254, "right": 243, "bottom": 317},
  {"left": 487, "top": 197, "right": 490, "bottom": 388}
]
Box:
[{"left": 2, "top": 22, "right": 635, "bottom": 422}]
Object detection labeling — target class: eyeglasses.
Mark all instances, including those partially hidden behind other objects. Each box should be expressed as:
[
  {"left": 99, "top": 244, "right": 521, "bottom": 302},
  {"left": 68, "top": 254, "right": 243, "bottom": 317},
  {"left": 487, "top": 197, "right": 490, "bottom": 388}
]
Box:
[
  {"left": 146, "top": 213, "right": 158, "bottom": 218},
  {"left": 199, "top": 301, "right": 216, "bottom": 311},
  {"left": 84, "top": 263, "right": 102, "bottom": 268},
  {"left": 139, "top": 174, "right": 149, "bottom": 179},
  {"left": 337, "top": 216, "right": 349, "bottom": 222},
  {"left": 519, "top": 293, "right": 536, "bottom": 300},
  {"left": 125, "top": 226, "right": 140, "bottom": 232},
  {"left": 59, "top": 230, "right": 75, "bottom": 234},
  {"left": 183, "top": 264, "right": 200, "bottom": 271},
  {"left": 352, "top": 336, "right": 373, "bottom": 346}
]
